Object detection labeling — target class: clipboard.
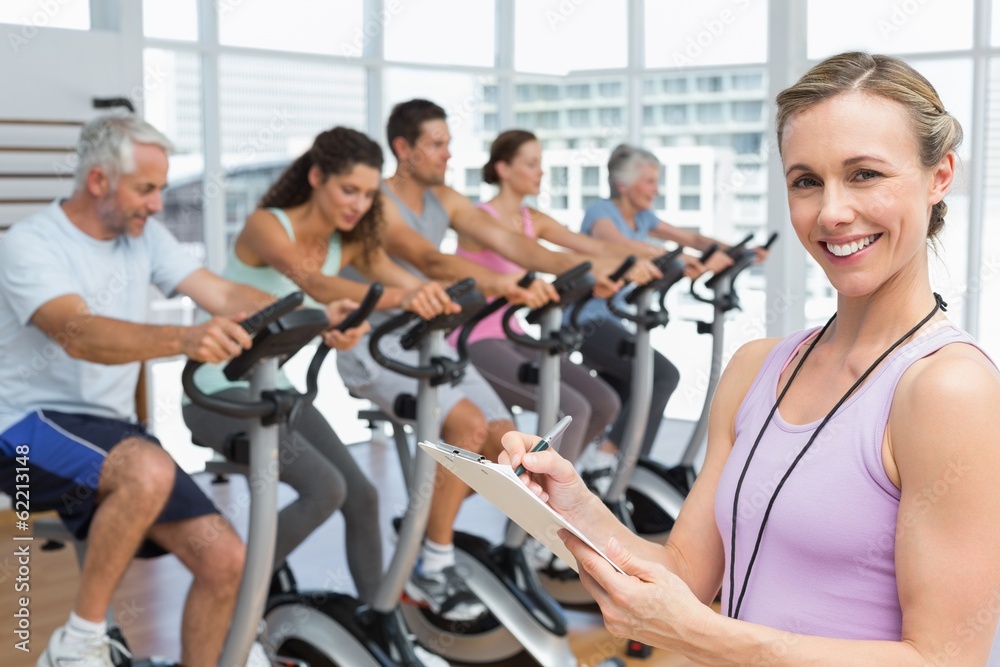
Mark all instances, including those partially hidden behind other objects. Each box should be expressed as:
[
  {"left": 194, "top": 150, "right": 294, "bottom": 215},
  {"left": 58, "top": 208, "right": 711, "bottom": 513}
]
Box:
[{"left": 418, "top": 440, "right": 625, "bottom": 575}]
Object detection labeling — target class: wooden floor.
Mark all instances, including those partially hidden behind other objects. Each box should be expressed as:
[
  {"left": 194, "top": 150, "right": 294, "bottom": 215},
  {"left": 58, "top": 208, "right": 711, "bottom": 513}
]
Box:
[{"left": 0, "top": 435, "right": 701, "bottom": 667}]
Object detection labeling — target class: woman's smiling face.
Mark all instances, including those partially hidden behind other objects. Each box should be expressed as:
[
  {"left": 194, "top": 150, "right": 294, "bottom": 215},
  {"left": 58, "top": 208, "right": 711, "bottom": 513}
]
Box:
[{"left": 780, "top": 91, "right": 953, "bottom": 298}]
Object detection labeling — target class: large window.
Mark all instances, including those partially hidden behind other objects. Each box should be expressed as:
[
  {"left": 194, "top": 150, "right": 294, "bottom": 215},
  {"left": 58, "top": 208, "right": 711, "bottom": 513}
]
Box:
[
  {"left": 514, "top": 0, "right": 627, "bottom": 74},
  {"left": 646, "top": 0, "right": 768, "bottom": 68},
  {"left": 218, "top": 0, "right": 363, "bottom": 56},
  {"left": 807, "top": 0, "right": 975, "bottom": 60},
  {"left": 0, "top": 0, "right": 90, "bottom": 30},
  {"left": 128, "top": 0, "right": 998, "bottom": 432},
  {"left": 220, "top": 55, "right": 366, "bottom": 167},
  {"left": 385, "top": 0, "right": 494, "bottom": 67},
  {"left": 144, "top": 49, "right": 202, "bottom": 246},
  {"left": 979, "top": 57, "right": 1000, "bottom": 360},
  {"left": 143, "top": 0, "right": 197, "bottom": 41}
]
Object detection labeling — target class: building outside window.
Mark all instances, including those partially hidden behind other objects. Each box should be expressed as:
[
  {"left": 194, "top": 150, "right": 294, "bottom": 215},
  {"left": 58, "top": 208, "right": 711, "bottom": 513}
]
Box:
[
  {"left": 598, "top": 81, "right": 623, "bottom": 97},
  {"left": 680, "top": 164, "right": 701, "bottom": 187},
  {"left": 680, "top": 194, "right": 701, "bottom": 210},
  {"left": 663, "top": 104, "right": 688, "bottom": 124},
  {"left": 663, "top": 77, "right": 688, "bottom": 94},
  {"left": 695, "top": 75, "right": 723, "bottom": 92}
]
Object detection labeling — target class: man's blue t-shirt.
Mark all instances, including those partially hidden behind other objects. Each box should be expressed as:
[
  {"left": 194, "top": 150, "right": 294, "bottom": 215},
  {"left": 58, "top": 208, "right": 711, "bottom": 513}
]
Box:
[
  {"left": 576, "top": 198, "right": 660, "bottom": 325},
  {"left": 0, "top": 201, "right": 200, "bottom": 433}
]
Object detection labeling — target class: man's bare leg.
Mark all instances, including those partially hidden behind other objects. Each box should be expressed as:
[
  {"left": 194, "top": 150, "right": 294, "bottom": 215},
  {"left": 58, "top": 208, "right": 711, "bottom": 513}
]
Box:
[
  {"left": 74, "top": 438, "right": 175, "bottom": 622},
  {"left": 425, "top": 400, "right": 486, "bottom": 545},
  {"left": 147, "top": 514, "right": 245, "bottom": 667},
  {"left": 425, "top": 399, "right": 515, "bottom": 545}
]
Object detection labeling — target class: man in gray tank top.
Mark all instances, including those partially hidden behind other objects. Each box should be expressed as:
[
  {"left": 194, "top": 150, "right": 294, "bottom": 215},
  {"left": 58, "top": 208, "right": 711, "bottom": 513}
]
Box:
[{"left": 337, "top": 99, "right": 623, "bottom": 622}]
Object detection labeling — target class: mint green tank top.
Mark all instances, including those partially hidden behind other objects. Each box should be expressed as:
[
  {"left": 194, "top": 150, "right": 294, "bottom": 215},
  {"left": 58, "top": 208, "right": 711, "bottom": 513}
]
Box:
[{"left": 191, "top": 208, "right": 342, "bottom": 396}]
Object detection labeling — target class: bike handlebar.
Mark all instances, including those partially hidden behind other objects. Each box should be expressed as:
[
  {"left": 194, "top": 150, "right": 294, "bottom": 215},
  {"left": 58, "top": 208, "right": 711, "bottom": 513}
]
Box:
[
  {"left": 302, "top": 283, "right": 384, "bottom": 405},
  {"left": 183, "top": 291, "right": 324, "bottom": 420},
  {"left": 500, "top": 262, "right": 594, "bottom": 351},
  {"left": 369, "top": 278, "right": 482, "bottom": 381}
]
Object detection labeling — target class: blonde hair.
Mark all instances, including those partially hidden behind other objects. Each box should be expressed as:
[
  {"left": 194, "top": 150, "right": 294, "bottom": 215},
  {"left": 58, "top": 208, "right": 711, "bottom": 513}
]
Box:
[{"left": 775, "top": 52, "right": 962, "bottom": 239}]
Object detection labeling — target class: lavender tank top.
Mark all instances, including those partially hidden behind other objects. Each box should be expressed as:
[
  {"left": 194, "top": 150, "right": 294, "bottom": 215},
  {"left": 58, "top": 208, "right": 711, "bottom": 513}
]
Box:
[
  {"left": 447, "top": 203, "right": 536, "bottom": 347},
  {"left": 715, "top": 324, "right": 984, "bottom": 639}
]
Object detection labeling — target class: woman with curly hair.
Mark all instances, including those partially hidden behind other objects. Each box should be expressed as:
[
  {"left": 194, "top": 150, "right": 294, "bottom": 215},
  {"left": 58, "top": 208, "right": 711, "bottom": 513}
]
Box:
[{"left": 183, "top": 126, "right": 457, "bottom": 610}]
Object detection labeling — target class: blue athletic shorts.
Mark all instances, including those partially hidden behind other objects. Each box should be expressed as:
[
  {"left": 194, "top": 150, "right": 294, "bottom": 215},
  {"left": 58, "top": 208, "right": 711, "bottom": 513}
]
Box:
[{"left": 0, "top": 410, "right": 219, "bottom": 558}]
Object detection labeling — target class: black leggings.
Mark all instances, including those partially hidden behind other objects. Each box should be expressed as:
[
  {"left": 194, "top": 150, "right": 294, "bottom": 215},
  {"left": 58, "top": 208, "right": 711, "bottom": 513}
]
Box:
[
  {"left": 467, "top": 338, "right": 620, "bottom": 463},
  {"left": 577, "top": 317, "right": 680, "bottom": 457},
  {"left": 183, "top": 389, "right": 382, "bottom": 603}
]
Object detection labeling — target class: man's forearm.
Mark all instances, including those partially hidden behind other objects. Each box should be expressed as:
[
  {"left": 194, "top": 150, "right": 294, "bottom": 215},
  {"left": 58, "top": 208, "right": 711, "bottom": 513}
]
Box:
[
  {"left": 213, "top": 282, "right": 275, "bottom": 317},
  {"left": 63, "top": 316, "right": 184, "bottom": 364},
  {"left": 420, "top": 253, "right": 510, "bottom": 296}
]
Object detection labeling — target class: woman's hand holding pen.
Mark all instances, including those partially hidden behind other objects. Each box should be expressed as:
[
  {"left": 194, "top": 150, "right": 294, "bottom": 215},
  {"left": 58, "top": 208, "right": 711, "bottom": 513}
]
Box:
[
  {"left": 499, "top": 429, "right": 592, "bottom": 525},
  {"left": 502, "top": 426, "right": 708, "bottom": 645}
]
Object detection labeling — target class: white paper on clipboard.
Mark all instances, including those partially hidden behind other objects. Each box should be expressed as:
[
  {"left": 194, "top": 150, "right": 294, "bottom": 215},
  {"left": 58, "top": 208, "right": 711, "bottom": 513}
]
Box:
[{"left": 418, "top": 440, "right": 625, "bottom": 575}]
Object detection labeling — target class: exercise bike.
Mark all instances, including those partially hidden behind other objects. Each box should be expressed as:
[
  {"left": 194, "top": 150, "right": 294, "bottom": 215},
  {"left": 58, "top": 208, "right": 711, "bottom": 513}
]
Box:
[
  {"left": 366, "top": 275, "right": 581, "bottom": 666},
  {"left": 623, "top": 233, "right": 779, "bottom": 539},
  {"left": 37, "top": 292, "right": 321, "bottom": 667},
  {"left": 184, "top": 290, "right": 335, "bottom": 667},
  {"left": 491, "top": 260, "right": 636, "bottom": 601},
  {"left": 511, "top": 248, "right": 690, "bottom": 610},
  {"left": 195, "top": 284, "right": 453, "bottom": 667}
]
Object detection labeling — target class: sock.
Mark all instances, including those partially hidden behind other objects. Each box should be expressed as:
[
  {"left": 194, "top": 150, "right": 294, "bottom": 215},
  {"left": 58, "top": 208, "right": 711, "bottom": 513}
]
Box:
[
  {"left": 418, "top": 539, "right": 455, "bottom": 575},
  {"left": 66, "top": 610, "right": 107, "bottom": 638}
]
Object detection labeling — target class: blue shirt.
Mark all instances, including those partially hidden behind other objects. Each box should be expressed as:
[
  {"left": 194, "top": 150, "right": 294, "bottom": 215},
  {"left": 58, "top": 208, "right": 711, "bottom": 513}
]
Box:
[
  {"left": 575, "top": 198, "right": 660, "bottom": 325},
  {"left": 0, "top": 201, "right": 200, "bottom": 433},
  {"left": 580, "top": 198, "right": 660, "bottom": 240}
]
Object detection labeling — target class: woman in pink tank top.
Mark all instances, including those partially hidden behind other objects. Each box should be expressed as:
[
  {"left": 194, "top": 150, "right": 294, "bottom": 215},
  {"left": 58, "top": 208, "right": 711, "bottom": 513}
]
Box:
[
  {"left": 451, "top": 130, "right": 653, "bottom": 470},
  {"left": 496, "top": 53, "right": 1000, "bottom": 664}
]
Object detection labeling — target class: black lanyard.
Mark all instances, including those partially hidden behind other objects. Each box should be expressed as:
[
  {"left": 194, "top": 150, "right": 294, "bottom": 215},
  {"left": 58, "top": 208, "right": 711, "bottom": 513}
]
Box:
[{"left": 727, "top": 293, "right": 946, "bottom": 619}]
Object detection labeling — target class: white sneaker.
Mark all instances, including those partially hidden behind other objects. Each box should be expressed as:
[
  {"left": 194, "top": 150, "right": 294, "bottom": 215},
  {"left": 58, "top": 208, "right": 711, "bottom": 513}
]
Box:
[
  {"left": 583, "top": 468, "right": 615, "bottom": 498},
  {"left": 413, "top": 643, "right": 451, "bottom": 667},
  {"left": 524, "top": 537, "right": 572, "bottom": 575},
  {"left": 578, "top": 448, "right": 619, "bottom": 498},
  {"left": 37, "top": 626, "right": 131, "bottom": 667},
  {"left": 403, "top": 564, "right": 488, "bottom": 623},
  {"left": 575, "top": 446, "right": 618, "bottom": 475},
  {"left": 244, "top": 640, "right": 271, "bottom": 667}
]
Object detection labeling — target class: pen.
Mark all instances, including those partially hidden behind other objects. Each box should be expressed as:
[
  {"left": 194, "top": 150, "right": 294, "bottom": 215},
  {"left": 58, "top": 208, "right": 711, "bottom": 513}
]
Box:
[{"left": 513, "top": 415, "right": 573, "bottom": 477}]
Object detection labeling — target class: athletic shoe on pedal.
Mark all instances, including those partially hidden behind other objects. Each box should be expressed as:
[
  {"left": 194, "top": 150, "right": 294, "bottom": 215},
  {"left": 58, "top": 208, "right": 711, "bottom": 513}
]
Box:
[
  {"left": 244, "top": 641, "right": 271, "bottom": 667},
  {"left": 582, "top": 467, "right": 615, "bottom": 498},
  {"left": 269, "top": 561, "right": 298, "bottom": 597},
  {"left": 412, "top": 642, "right": 451, "bottom": 667},
  {"left": 37, "top": 625, "right": 131, "bottom": 667},
  {"left": 524, "top": 536, "right": 572, "bottom": 575},
  {"left": 578, "top": 447, "right": 619, "bottom": 498},
  {"left": 403, "top": 565, "right": 488, "bottom": 622}
]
